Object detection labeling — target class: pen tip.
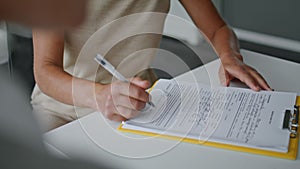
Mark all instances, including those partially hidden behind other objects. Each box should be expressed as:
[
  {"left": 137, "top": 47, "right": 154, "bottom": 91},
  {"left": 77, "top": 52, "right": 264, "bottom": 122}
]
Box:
[{"left": 149, "top": 101, "right": 155, "bottom": 107}]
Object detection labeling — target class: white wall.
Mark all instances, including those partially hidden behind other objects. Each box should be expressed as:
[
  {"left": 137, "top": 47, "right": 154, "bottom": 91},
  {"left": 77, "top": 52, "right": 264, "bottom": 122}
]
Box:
[
  {"left": 163, "top": 0, "right": 223, "bottom": 46},
  {"left": 163, "top": 0, "right": 203, "bottom": 46}
]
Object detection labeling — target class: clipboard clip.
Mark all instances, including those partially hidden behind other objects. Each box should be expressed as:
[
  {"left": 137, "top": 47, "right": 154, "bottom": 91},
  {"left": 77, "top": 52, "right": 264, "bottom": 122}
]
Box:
[{"left": 283, "top": 105, "right": 299, "bottom": 138}]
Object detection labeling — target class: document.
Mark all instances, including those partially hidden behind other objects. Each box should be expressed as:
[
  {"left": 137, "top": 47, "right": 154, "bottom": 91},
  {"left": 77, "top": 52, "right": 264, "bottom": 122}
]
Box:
[{"left": 121, "top": 79, "right": 297, "bottom": 153}]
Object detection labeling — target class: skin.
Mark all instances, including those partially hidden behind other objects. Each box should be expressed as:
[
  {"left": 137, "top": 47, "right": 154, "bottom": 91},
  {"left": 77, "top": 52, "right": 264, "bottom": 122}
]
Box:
[
  {"left": 33, "top": 0, "right": 272, "bottom": 122},
  {"left": 33, "top": 30, "right": 149, "bottom": 121},
  {"left": 180, "top": 0, "right": 272, "bottom": 91}
]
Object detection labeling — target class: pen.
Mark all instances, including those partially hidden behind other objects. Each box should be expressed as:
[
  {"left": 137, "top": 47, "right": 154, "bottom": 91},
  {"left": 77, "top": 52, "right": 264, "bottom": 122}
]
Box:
[{"left": 94, "top": 54, "right": 155, "bottom": 108}]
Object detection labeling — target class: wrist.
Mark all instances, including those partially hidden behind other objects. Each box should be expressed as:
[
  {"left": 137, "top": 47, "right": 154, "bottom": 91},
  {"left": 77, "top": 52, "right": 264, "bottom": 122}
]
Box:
[
  {"left": 219, "top": 50, "right": 243, "bottom": 61},
  {"left": 211, "top": 25, "right": 242, "bottom": 61},
  {"left": 86, "top": 82, "right": 106, "bottom": 110},
  {"left": 72, "top": 78, "right": 103, "bottom": 110}
]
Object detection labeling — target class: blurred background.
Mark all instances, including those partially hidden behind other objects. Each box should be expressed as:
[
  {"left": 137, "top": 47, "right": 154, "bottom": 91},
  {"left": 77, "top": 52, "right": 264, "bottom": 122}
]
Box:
[{"left": 1, "top": 0, "right": 299, "bottom": 100}]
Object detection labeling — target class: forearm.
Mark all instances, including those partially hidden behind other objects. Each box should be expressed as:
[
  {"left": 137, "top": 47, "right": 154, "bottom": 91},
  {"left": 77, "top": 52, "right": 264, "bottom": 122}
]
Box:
[
  {"left": 32, "top": 29, "right": 100, "bottom": 110},
  {"left": 181, "top": 0, "right": 271, "bottom": 91},
  {"left": 32, "top": 29, "right": 153, "bottom": 122},
  {"left": 34, "top": 63, "right": 99, "bottom": 109},
  {"left": 210, "top": 25, "right": 241, "bottom": 60},
  {"left": 180, "top": 0, "right": 240, "bottom": 58}
]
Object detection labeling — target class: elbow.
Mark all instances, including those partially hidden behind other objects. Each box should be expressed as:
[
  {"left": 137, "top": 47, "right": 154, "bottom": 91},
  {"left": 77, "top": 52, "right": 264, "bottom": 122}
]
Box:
[{"left": 33, "top": 63, "right": 47, "bottom": 93}]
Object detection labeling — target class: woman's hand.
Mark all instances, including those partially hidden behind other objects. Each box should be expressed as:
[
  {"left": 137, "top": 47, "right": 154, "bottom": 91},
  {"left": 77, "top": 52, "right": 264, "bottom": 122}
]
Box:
[
  {"left": 94, "top": 77, "right": 151, "bottom": 121},
  {"left": 218, "top": 51, "right": 272, "bottom": 91}
]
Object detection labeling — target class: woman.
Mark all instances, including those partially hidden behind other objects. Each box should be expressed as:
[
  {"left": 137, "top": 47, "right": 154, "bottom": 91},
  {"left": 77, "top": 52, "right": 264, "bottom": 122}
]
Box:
[{"left": 32, "top": 0, "right": 271, "bottom": 131}]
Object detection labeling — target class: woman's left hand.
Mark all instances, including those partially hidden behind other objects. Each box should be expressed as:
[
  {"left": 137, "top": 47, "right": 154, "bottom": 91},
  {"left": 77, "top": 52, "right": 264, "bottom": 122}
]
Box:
[{"left": 218, "top": 51, "right": 272, "bottom": 91}]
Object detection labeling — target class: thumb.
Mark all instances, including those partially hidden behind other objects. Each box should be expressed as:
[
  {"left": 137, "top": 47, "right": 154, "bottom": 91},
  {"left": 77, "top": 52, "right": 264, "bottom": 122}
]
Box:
[
  {"left": 218, "top": 66, "right": 233, "bottom": 87},
  {"left": 225, "top": 72, "right": 235, "bottom": 86}
]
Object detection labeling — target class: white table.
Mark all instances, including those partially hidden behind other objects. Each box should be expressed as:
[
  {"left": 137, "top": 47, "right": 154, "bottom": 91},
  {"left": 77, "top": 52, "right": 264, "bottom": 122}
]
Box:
[{"left": 44, "top": 50, "right": 300, "bottom": 169}]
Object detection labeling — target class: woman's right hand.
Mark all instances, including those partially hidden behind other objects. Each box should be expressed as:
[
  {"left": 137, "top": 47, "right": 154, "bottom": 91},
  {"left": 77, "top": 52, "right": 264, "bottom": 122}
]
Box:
[
  {"left": 93, "top": 77, "right": 151, "bottom": 121},
  {"left": 32, "top": 29, "right": 151, "bottom": 122}
]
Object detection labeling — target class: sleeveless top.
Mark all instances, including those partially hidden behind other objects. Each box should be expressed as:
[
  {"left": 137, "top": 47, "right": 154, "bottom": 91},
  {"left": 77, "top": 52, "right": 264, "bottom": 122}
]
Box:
[{"left": 31, "top": 0, "right": 170, "bottom": 121}]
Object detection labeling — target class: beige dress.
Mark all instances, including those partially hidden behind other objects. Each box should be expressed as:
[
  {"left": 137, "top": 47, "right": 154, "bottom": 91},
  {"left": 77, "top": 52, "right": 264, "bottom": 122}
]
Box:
[{"left": 31, "top": 0, "right": 170, "bottom": 131}]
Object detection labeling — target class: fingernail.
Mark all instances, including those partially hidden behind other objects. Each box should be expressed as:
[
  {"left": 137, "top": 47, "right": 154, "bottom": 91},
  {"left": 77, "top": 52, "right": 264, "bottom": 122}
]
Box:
[{"left": 226, "top": 79, "right": 230, "bottom": 86}]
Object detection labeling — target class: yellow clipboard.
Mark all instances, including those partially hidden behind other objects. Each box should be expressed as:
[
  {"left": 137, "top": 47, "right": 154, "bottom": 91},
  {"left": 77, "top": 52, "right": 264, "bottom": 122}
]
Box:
[{"left": 118, "top": 89, "right": 299, "bottom": 160}]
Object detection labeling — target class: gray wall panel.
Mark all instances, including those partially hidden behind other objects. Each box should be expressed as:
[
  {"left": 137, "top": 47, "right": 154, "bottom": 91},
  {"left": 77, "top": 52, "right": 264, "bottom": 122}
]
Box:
[{"left": 223, "top": 0, "right": 300, "bottom": 41}]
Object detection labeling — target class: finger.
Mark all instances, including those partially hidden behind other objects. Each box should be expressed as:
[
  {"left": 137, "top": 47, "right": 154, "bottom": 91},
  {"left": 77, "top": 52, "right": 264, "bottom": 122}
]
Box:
[
  {"left": 224, "top": 64, "right": 262, "bottom": 91},
  {"left": 112, "top": 77, "right": 149, "bottom": 102},
  {"left": 129, "top": 85, "right": 149, "bottom": 102},
  {"left": 102, "top": 96, "right": 122, "bottom": 119},
  {"left": 130, "top": 77, "right": 151, "bottom": 89},
  {"left": 224, "top": 71, "right": 235, "bottom": 86},
  {"left": 249, "top": 70, "right": 272, "bottom": 91},
  {"left": 239, "top": 72, "right": 261, "bottom": 91},
  {"left": 111, "top": 80, "right": 149, "bottom": 103},
  {"left": 102, "top": 103, "right": 129, "bottom": 121},
  {"left": 115, "top": 95, "right": 146, "bottom": 110},
  {"left": 109, "top": 114, "right": 127, "bottom": 122},
  {"left": 102, "top": 105, "right": 127, "bottom": 121},
  {"left": 118, "top": 83, "right": 150, "bottom": 103},
  {"left": 218, "top": 65, "right": 234, "bottom": 86},
  {"left": 218, "top": 65, "right": 227, "bottom": 86},
  {"left": 116, "top": 105, "right": 140, "bottom": 119}
]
